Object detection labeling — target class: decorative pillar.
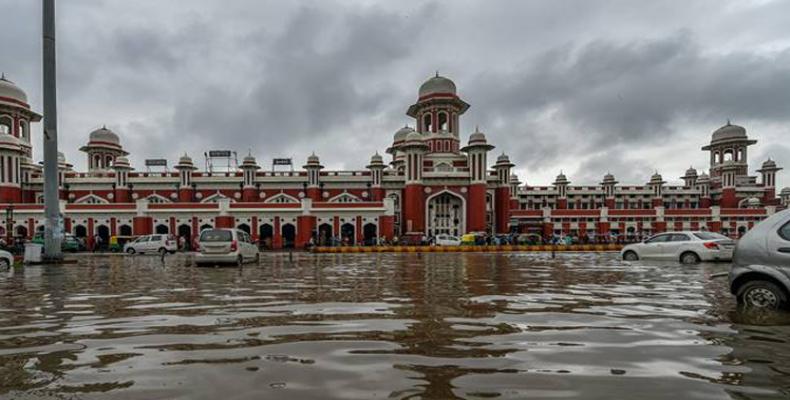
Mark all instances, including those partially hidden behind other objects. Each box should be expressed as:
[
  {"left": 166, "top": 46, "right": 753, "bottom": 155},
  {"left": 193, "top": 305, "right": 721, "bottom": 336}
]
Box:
[
  {"left": 367, "top": 152, "right": 386, "bottom": 202},
  {"left": 401, "top": 131, "right": 430, "bottom": 235},
  {"left": 240, "top": 153, "right": 260, "bottom": 202},
  {"left": 461, "top": 127, "right": 494, "bottom": 233},
  {"left": 175, "top": 153, "right": 197, "bottom": 202},
  {"left": 303, "top": 153, "right": 324, "bottom": 202},
  {"left": 553, "top": 172, "right": 570, "bottom": 210}
]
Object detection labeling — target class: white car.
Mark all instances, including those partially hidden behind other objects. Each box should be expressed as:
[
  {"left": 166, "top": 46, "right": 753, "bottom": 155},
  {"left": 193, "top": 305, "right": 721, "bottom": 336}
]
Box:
[
  {"left": 621, "top": 231, "right": 735, "bottom": 264},
  {"left": 195, "top": 228, "right": 259, "bottom": 266},
  {"left": 434, "top": 234, "right": 462, "bottom": 246},
  {"left": 124, "top": 234, "right": 178, "bottom": 255},
  {"left": 0, "top": 249, "right": 13, "bottom": 270}
]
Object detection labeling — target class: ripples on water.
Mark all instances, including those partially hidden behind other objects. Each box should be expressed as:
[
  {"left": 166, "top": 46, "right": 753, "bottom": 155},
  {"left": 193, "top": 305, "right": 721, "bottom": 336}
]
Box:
[{"left": 0, "top": 253, "right": 789, "bottom": 399}]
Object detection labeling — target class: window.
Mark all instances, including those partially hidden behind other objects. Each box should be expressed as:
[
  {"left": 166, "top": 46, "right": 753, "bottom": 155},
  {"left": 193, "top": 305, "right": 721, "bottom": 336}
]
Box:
[
  {"left": 779, "top": 222, "right": 790, "bottom": 241},
  {"left": 646, "top": 234, "right": 670, "bottom": 243},
  {"left": 693, "top": 232, "right": 727, "bottom": 240},
  {"left": 670, "top": 234, "right": 691, "bottom": 242},
  {"left": 438, "top": 112, "right": 449, "bottom": 131},
  {"left": 422, "top": 114, "right": 432, "bottom": 132}
]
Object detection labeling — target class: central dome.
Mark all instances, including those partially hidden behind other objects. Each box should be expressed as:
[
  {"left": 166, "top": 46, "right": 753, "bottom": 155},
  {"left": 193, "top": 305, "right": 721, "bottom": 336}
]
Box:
[
  {"left": 418, "top": 74, "right": 456, "bottom": 97},
  {"left": 712, "top": 122, "right": 746, "bottom": 142}
]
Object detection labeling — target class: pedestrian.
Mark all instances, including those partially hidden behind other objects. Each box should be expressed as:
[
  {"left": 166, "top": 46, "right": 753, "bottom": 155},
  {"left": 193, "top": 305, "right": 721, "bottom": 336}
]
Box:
[{"left": 178, "top": 235, "right": 186, "bottom": 252}]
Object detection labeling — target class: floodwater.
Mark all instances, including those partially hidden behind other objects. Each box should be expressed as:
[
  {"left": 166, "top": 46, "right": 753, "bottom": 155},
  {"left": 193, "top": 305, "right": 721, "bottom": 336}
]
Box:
[{"left": 1, "top": 253, "right": 789, "bottom": 400}]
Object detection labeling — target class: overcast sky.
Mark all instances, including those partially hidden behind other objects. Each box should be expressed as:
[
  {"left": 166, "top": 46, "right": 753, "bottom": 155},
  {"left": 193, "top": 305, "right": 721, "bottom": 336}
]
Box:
[{"left": 1, "top": 0, "right": 789, "bottom": 188}]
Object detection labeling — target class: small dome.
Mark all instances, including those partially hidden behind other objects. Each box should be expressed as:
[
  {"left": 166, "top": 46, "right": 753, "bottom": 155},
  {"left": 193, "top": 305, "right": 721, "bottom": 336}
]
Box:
[
  {"left": 603, "top": 172, "right": 615, "bottom": 181},
  {"left": 712, "top": 122, "right": 747, "bottom": 142},
  {"left": 0, "top": 75, "right": 28, "bottom": 104},
  {"left": 242, "top": 154, "right": 257, "bottom": 165},
  {"left": 780, "top": 187, "right": 790, "bottom": 196},
  {"left": 370, "top": 152, "right": 383, "bottom": 163},
  {"left": 307, "top": 152, "right": 320, "bottom": 163},
  {"left": 697, "top": 172, "right": 710, "bottom": 183},
  {"left": 762, "top": 158, "right": 777, "bottom": 169},
  {"left": 112, "top": 156, "right": 131, "bottom": 169},
  {"left": 497, "top": 153, "right": 511, "bottom": 163},
  {"left": 747, "top": 197, "right": 761, "bottom": 207},
  {"left": 419, "top": 73, "right": 457, "bottom": 97},
  {"left": 685, "top": 167, "right": 698, "bottom": 176},
  {"left": 394, "top": 126, "right": 414, "bottom": 142},
  {"left": 178, "top": 153, "right": 193, "bottom": 165},
  {"left": 57, "top": 151, "right": 66, "bottom": 163},
  {"left": 468, "top": 126, "right": 487, "bottom": 144},
  {"left": 89, "top": 126, "right": 120, "bottom": 145},
  {"left": 555, "top": 172, "right": 569, "bottom": 184}
]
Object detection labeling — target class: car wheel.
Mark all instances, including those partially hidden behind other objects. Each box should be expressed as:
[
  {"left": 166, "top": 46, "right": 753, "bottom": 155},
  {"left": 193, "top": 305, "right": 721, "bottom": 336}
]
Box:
[
  {"left": 126, "top": 248, "right": 136, "bottom": 255},
  {"left": 0, "top": 258, "right": 9, "bottom": 271},
  {"left": 623, "top": 251, "right": 639, "bottom": 261},
  {"left": 158, "top": 247, "right": 167, "bottom": 256},
  {"left": 680, "top": 251, "right": 700, "bottom": 265},
  {"left": 237, "top": 255, "right": 244, "bottom": 267},
  {"left": 738, "top": 280, "right": 788, "bottom": 310},
  {"left": 254, "top": 253, "right": 260, "bottom": 264}
]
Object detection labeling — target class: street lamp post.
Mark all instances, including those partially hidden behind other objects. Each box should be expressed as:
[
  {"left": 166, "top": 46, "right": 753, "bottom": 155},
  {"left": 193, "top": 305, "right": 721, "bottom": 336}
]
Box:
[
  {"left": 5, "top": 204, "right": 13, "bottom": 248},
  {"left": 42, "top": 0, "right": 63, "bottom": 260}
]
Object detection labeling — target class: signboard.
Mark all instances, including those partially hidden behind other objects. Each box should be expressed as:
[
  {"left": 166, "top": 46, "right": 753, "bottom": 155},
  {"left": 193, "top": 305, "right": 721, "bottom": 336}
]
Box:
[
  {"left": 145, "top": 159, "right": 168, "bottom": 167},
  {"left": 208, "top": 150, "right": 232, "bottom": 158},
  {"left": 273, "top": 158, "right": 292, "bottom": 166}
]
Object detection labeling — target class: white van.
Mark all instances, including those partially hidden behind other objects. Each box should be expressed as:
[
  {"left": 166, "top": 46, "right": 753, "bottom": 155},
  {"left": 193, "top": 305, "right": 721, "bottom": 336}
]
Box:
[
  {"left": 195, "top": 228, "right": 259, "bottom": 266},
  {"left": 124, "top": 234, "right": 178, "bottom": 255}
]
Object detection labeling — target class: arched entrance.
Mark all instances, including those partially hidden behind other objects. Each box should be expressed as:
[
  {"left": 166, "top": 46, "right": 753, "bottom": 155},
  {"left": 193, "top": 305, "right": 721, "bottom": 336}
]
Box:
[
  {"left": 178, "top": 224, "right": 192, "bottom": 250},
  {"left": 200, "top": 224, "right": 213, "bottom": 232},
  {"left": 155, "top": 224, "right": 169, "bottom": 234},
  {"left": 259, "top": 224, "right": 273, "bottom": 249},
  {"left": 119, "top": 225, "right": 133, "bottom": 236},
  {"left": 318, "top": 223, "right": 332, "bottom": 246},
  {"left": 363, "top": 223, "right": 377, "bottom": 245},
  {"left": 426, "top": 191, "right": 465, "bottom": 237},
  {"left": 281, "top": 224, "right": 296, "bottom": 248},
  {"left": 341, "top": 223, "right": 355, "bottom": 245},
  {"left": 96, "top": 225, "right": 110, "bottom": 250},
  {"left": 14, "top": 226, "right": 28, "bottom": 239},
  {"left": 237, "top": 223, "right": 251, "bottom": 234},
  {"left": 74, "top": 225, "right": 87, "bottom": 238}
]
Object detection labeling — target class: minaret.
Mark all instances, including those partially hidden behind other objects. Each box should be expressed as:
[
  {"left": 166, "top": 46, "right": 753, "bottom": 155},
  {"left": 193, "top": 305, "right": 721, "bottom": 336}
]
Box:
[
  {"left": 493, "top": 153, "right": 514, "bottom": 233},
  {"left": 601, "top": 172, "right": 618, "bottom": 208},
  {"left": 79, "top": 126, "right": 128, "bottom": 175},
  {"left": 461, "top": 127, "right": 495, "bottom": 232},
  {"left": 697, "top": 172, "right": 712, "bottom": 208},
  {"left": 553, "top": 172, "right": 570, "bottom": 209},
  {"left": 239, "top": 153, "right": 260, "bottom": 202},
  {"left": 366, "top": 152, "right": 386, "bottom": 201},
  {"left": 111, "top": 156, "right": 132, "bottom": 203},
  {"left": 174, "top": 153, "right": 197, "bottom": 202},
  {"left": 648, "top": 172, "right": 665, "bottom": 207},
  {"left": 303, "top": 153, "right": 324, "bottom": 202},
  {"left": 400, "top": 130, "right": 429, "bottom": 235},
  {"left": 757, "top": 158, "right": 782, "bottom": 205},
  {"left": 682, "top": 167, "right": 698, "bottom": 188}
]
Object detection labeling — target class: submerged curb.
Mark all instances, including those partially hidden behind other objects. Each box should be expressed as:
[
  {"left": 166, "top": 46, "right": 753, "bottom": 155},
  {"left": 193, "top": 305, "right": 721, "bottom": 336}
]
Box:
[{"left": 313, "top": 244, "right": 624, "bottom": 253}]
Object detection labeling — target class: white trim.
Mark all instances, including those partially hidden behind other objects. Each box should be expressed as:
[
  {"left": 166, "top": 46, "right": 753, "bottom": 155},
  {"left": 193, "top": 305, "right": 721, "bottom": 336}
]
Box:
[
  {"left": 201, "top": 192, "right": 234, "bottom": 203},
  {"left": 145, "top": 193, "right": 172, "bottom": 204},
  {"left": 328, "top": 192, "right": 361, "bottom": 203},
  {"left": 74, "top": 194, "right": 109, "bottom": 204},
  {"left": 264, "top": 193, "right": 299, "bottom": 204}
]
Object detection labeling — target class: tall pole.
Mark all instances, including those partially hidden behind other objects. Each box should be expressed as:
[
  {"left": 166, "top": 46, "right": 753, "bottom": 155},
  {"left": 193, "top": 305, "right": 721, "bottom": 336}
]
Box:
[{"left": 43, "top": 0, "right": 63, "bottom": 260}]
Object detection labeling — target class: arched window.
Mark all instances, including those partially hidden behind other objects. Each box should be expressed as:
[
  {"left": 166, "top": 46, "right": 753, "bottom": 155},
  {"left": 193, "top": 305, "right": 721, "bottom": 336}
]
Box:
[
  {"left": 737, "top": 148, "right": 744, "bottom": 161},
  {"left": 18, "top": 121, "right": 27, "bottom": 141},
  {"left": 106, "top": 155, "right": 114, "bottom": 167},
  {"left": 713, "top": 152, "right": 720, "bottom": 164},
  {"left": 723, "top": 150, "right": 734, "bottom": 162},
  {"left": 0, "top": 115, "right": 12, "bottom": 135},
  {"left": 438, "top": 112, "right": 449, "bottom": 131},
  {"left": 94, "top": 155, "right": 102, "bottom": 169},
  {"left": 422, "top": 114, "right": 432, "bottom": 132}
]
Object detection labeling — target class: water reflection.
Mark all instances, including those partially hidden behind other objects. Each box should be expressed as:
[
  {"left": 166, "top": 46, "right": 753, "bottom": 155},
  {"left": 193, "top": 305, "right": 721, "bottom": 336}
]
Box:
[{"left": 0, "top": 253, "right": 788, "bottom": 399}]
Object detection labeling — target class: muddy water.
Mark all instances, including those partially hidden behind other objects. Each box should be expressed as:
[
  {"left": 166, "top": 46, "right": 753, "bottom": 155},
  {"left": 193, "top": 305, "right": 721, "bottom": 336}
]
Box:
[{"left": 0, "top": 253, "right": 789, "bottom": 400}]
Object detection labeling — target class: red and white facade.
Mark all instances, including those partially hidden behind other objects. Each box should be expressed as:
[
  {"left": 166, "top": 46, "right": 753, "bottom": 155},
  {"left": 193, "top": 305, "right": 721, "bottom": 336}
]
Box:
[{"left": 0, "top": 73, "right": 787, "bottom": 248}]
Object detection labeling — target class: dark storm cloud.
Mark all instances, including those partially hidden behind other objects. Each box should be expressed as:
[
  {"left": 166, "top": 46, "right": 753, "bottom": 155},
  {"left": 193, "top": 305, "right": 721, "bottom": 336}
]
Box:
[{"left": 0, "top": 0, "right": 788, "bottom": 189}]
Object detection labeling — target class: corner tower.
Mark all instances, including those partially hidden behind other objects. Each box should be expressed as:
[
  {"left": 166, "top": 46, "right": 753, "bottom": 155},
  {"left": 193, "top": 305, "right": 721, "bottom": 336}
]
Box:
[{"left": 406, "top": 73, "right": 470, "bottom": 154}]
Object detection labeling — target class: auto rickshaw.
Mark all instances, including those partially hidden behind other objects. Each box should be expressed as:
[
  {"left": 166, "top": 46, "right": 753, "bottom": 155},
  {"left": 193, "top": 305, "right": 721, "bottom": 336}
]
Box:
[
  {"left": 109, "top": 235, "right": 136, "bottom": 252},
  {"left": 460, "top": 233, "right": 477, "bottom": 246}
]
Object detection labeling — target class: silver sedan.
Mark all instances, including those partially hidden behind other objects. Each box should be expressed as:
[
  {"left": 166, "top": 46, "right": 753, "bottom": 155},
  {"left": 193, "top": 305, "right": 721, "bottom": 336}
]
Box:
[{"left": 621, "top": 231, "right": 735, "bottom": 264}]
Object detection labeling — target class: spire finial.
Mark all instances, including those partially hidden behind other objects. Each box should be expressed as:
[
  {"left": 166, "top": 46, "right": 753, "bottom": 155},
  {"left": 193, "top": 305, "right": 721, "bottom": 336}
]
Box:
[
  {"left": 726, "top": 119, "right": 731, "bottom": 126},
  {"left": 435, "top": 70, "right": 439, "bottom": 78},
  {"left": 475, "top": 125, "right": 479, "bottom": 133},
  {"left": 0, "top": 72, "right": 5, "bottom": 80}
]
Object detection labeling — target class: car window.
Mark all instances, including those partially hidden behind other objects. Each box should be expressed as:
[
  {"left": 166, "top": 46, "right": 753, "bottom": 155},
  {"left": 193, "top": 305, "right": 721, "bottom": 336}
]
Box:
[
  {"left": 152, "top": 235, "right": 162, "bottom": 241},
  {"left": 692, "top": 232, "right": 726, "bottom": 240},
  {"left": 200, "top": 229, "right": 233, "bottom": 242},
  {"left": 670, "top": 234, "right": 691, "bottom": 242},
  {"left": 779, "top": 221, "right": 790, "bottom": 241},
  {"left": 646, "top": 235, "right": 670, "bottom": 244}
]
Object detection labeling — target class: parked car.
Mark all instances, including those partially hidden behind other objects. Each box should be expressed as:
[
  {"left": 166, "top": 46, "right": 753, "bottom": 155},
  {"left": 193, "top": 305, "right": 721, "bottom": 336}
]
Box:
[
  {"left": 195, "top": 228, "right": 259, "bottom": 267},
  {"left": 32, "top": 233, "right": 86, "bottom": 252},
  {"left": 621, "top": 231, "right": 735, "bottom": 264},
  {"left": 123, "top": 234, "right": 177, "bottom": 255},
  {"left": 729, "top": 209, "right": 790, "bottom": 310},
  {"left": 434, "top": 234, "right": 461, "bottom": 246},
  {"left": 0, "top": 249, "right": 12, "bottom": 270}
]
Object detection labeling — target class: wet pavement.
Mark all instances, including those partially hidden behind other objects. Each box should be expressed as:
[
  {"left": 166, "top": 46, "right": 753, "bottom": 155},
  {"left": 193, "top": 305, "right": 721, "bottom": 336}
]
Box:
[{"left": 0, "top": 252, "right": 789, "bottom": 399}]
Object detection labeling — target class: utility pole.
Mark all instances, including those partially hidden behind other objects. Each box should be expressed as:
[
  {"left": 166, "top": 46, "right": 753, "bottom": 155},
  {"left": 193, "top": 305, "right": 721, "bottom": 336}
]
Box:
[{"left": 42, "top": 0, "right": 63, "bottom": 260}]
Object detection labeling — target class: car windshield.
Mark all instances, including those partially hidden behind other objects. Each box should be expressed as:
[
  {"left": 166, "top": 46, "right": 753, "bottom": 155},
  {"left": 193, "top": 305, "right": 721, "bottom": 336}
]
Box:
[
  {"left": 693, "top": 232, "right": 728, "bottom": 240},
  {"left": 200, "top": 229, "right": 233, "bottom": 242}
]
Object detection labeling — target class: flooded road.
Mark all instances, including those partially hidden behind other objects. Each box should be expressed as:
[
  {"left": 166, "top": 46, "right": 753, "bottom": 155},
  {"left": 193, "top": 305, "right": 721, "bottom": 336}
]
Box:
[{"left": 1, "top": 252, "right": 789, "bottom": 399}]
